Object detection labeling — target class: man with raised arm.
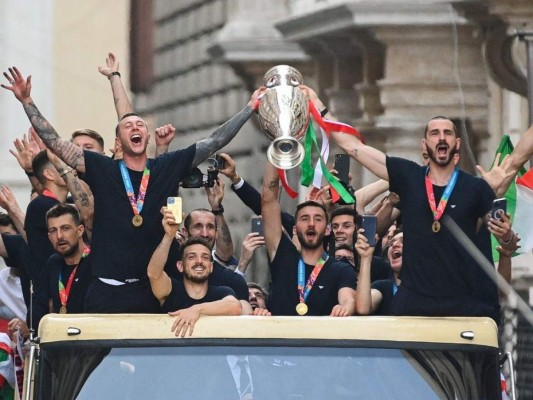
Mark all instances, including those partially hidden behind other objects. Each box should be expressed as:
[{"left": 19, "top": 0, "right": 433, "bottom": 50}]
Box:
[
  {"left": 301, "top": 86, "right": 511, "bottom": 321},
  {"left": 2, "top": 67, "right": 263, "bottom": 313},
  {"left": 261, "top": 161, "right": 356, "bottom": 316},
  {"left": 148, "top": 208, "right": 241, "bottom": 337}
]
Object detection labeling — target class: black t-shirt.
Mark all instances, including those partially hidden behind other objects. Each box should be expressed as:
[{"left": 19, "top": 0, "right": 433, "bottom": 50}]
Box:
[
  {"left": 268, "top": 234, "right": 356, "bottom": 316},
  {"left": 386, "top": 157, "right": 495, "bottom": 298},
  {"left": 82, "top": 146, "right": 196, "bottom": 280},
  {"left": 1, "top": 233, "right": 32, "bottom": 310},
  {"left": 47, "top": 253, "right": 92, "bottom": 314},
  {"left": 370, "top": 256, "right": 390, "bottom": 283},
  {"left": 25, "top": 194, "right": 60, "bottom": 326},
  {"left": 209, "top": 262, "right": 249, "bottom": 301},
  {"left": 371, "top": 279, "right": 396, "bottom": 316},
  {"left": 161, "top": 278, "right": 236, "bottom": 313},
  {"left": 169, "top": 257, "right": 249, "bottom": 302}
]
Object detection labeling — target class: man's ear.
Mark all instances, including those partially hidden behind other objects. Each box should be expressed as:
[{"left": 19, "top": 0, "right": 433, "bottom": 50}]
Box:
[
  {"left": 455, "top": 137, "right": 461, "bottom": 151},
  {"left": 181, "top": 227, "right": 189, "bottom": 238},
  {"left": 177, "top": 261, "right": 184, "bottom": 273},
  {"left": 42, "top": 168, "right": 56, "bottom": 182},
  {"left": 421, "top": 138, "right": 428, "bottom": 153},
  {"left": 77, "top": 224, "right": 85, "bottom": 238}
]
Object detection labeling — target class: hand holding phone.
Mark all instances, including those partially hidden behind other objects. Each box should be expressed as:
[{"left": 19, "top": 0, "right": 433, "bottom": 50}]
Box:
[
  {"left": 334, "top": 154, "right": 350, "bottom": 185},
  {"left": 491, "top": 198, "right": 507, "bottom": 221},
  {"left": 251, "top": 217, "right": 264, "bottom": 236},
  {"left": 357, "top": 215, "right": 377, "bottom": 247},
  {"left": 167, "top": 197, "right": 183, "bottom": 224}
]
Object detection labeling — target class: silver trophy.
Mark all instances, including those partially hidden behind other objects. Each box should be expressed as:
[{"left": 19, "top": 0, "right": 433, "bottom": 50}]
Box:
[{"left": 258, "top": 65, "right": 310, "bottom": 170}]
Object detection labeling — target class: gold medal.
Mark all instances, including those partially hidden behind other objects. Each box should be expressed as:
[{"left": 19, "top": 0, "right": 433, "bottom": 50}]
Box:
[
  {"left": 60, "top": 305, "right": 67, "bottom": 314},
  {"left": 432, "top": 220, "right": 441, "bottom": 233},
  {"left": 296, "top": 302, "right": 308, "bottom": 316},
  {"left": 132, "top": 214, "right": 143, "bottom": 227}
]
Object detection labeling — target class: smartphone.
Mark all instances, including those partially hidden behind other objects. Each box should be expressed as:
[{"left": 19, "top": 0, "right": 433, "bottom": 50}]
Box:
[
  {"left": 167, "top": 197, "right": 183, "bottom": 224},
  {"left": 251, "top": 217, "right": 264, "bottom": 236},
  {"left": 214, "top": 154, "right": 226, "bottom": 170},
  {"left": 491, "top": 198, "right": 507, "bottom": 221},
  {"left": 357, "top": 215, "right": 377, "bottom": 247},
  {"left": 334, "top": 154, "right": 350, "bottom": 185}
]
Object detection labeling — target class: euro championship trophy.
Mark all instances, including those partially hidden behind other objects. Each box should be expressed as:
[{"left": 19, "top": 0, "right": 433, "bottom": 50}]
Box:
[{"left": 257, "top": 65, "right": 310, "bottom": 170}]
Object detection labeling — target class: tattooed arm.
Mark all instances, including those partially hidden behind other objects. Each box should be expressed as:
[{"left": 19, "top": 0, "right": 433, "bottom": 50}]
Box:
[
  {"left": 1, "top": 67, "right": 86, "bottom": 173},
  {"left": 47, "top": 150, "right": 94, "bottom": 239},
  {"left": 299, "top": 84, "right": 388, "bottom": 180},
  {"left": 261, "top": 162, "right": 283, "bottom": 261},
  {"left": 205, "top": 178, "right": 233, "bottom": 260},
  {"left": 191, "top": 87, "right": 265, "bottom": 168}
]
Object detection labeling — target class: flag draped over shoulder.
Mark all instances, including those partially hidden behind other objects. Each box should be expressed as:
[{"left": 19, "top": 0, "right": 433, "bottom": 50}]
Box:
[{"left": 490, "top": 135, "right": 527, "bottom": 261}]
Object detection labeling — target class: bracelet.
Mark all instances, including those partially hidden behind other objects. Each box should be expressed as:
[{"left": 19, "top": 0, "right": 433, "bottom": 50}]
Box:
[
  {"left": 501, "top": 232, "right": 514, "bottom": 245},
  {"left": 109, "top": 71, "right": 121, "bottom": 79},
  {"left": 25, "top": 170, "right": 34, "bottom": 177},
  {"left": 320, "top": 107, "right": 329, "bottom": 118},
  {"left": 60, "top": 168, "right": 73, "bottom": 177},
  {"left": 211, "top": 204, "right": 224, "bottom": 215}
]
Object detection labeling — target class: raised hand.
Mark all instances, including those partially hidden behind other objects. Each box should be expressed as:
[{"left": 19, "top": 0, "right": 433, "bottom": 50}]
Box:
[
  {"left": 205, "top": 178, "right": 225, "bottom": 209},
  {"left": 476, "top": 153, "right": 516, "bottom": 196},
  {"left": 10, "top": 134, "right": 35, "bottom": 172},
  {"left": 160, "top": 206, "right": 180, "bottom": 238},
  {"left": 0, "top": 186, "right": 18, "bottom": 211},
  {"left": 218, "top": 153, "right": 240, "bottom": 184},
  {"left": 28, "top": 126, "right": 47, "bottom": 153},
  {"left": 98, "top": 52, "right": 119, "bottom": 78},
  {"left": 1, "top": 67, "right": 32, "bottom": 103},
  {"left": 354, "top": 229, "right": 375, "bottom": 259},
  {"left": 154, "top": 123, "right": 176, "bottom": 148}
]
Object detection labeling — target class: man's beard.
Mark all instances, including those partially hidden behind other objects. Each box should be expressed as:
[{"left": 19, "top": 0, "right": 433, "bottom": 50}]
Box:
[
  {"left": 296, "top": 230, "right": 325, "bottom": 250},
  {"left": 184, "top": 268, "right": 209, "bottom": 283},
  {"left": 56, "top": 241, "right": 79, "bottom": 258},
  {"left": 426, "top": 143, "right": 458, "bottom": 167}
]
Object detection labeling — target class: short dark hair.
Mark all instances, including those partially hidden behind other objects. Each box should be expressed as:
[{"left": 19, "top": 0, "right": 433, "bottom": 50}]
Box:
[
  {"left": 46, "top": 203, "right": 81, "bottom": 226},
  {"left": 179, "top": 237, "right": 213, "bottom": 261},
  {"left": 31, "top": 150, "right": 53, "bottom": 185},
  {"left": 247, "top": 282, "right": 268, "bottom": 301},
  {"left": 0, "top": 212, "right": 16, "bottom": 231},
  {"left": 183, "top": 209, "right": 217, "bottom": 232},
  {"left": 71, "top": 129, "right": 104, "bottom": 149},
  {"left": 424, "top": 116, "right": 458, "bottom": 138},
  {"left": 294, "top": 201, "right": 329, "bottom": 224},
  {"left": 330, "top": 206, "right": 357, "bottom": 224}
]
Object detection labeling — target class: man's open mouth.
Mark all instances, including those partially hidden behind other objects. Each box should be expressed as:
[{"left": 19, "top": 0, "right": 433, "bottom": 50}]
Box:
[{"left": 131, "top": 134, "right": 142, "bottom": 144}]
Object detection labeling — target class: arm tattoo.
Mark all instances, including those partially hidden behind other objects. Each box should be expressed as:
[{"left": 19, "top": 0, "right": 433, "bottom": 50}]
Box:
[
  {"left": 349, "top": 148, "right": 359, "bottom": 159},
  {"left": 22, "top": 101, "right": 85, "bottom": 169},
  {"left": 268, "top": 178, "right": 279, "bottom": 189},
  {"left": 192, "top": 106, "right": 254, "bottom": 167},
  {"left": 219, "top": 219, "right": 232, "bottom": 245}
]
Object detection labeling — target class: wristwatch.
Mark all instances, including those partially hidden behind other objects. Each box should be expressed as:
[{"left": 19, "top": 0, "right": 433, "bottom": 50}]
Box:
[{"left": 211, "top": 204, "right": 224, "bottom": 215}]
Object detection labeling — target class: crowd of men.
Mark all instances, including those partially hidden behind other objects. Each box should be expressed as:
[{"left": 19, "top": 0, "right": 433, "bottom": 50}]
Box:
[{"left": 0, "top": 53, "right": 532, "bottom": 349}]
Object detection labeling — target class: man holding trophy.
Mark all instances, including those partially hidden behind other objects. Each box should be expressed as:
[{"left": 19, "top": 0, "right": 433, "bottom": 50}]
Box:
[{"left": 258, "top": 66, "right": 357, "bottom": 316}]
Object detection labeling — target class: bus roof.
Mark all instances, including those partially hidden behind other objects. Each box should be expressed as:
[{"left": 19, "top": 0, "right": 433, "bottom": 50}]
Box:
[{"left": 38, "top": 314, "right": 499, "bottom": 348}]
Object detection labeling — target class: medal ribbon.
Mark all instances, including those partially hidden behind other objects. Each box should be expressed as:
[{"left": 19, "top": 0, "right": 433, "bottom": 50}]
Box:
[
  {"left": 274, "top": 100, "right": 364, "bottom": 201},
  {"left": 424, "top": 167, "right": 458, "bottom": 222},
  {"left": 297, "top": 254, "right": 327, "bottom": 303},
  {"left": 119, "top": 161, "right": 150, "bottom": 216},
  {"left": 58, "top": 245, "right": 90, "bottom": 307}
]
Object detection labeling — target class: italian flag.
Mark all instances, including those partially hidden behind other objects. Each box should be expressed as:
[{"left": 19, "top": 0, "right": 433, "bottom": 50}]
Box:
[
  {"left": 513, "top": 168, "right": 533, "bottom": 254},
  {"left": 490, "top": 135, "right": 531, "bottom": 260}
]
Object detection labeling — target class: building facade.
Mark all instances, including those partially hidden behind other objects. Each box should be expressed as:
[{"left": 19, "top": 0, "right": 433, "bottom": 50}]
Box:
[{"left": 133, "top": 1, "right": 532, "bottom": 395}]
